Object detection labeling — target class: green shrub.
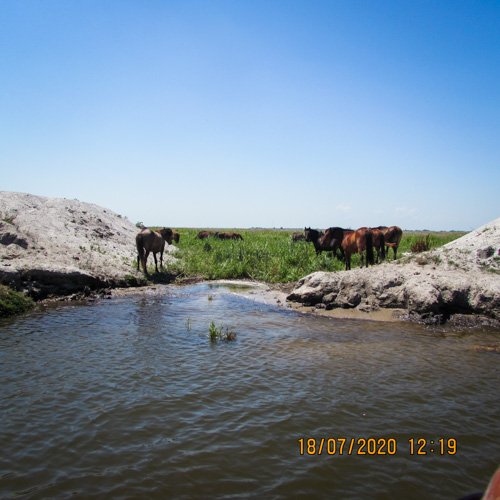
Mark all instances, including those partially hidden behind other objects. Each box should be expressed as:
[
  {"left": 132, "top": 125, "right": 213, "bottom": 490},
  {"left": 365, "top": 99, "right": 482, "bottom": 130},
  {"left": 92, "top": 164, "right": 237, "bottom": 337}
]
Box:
[{"left": 0, "top": 285, "right": 34, "bottom": 317}]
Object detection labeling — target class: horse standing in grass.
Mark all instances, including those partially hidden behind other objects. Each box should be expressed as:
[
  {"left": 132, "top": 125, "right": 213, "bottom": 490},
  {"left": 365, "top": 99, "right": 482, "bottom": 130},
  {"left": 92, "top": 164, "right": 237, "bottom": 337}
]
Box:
[
  {"left": 136, "top": 227, "right": 174, "bottom": 275},
  {"left": 341, "top": 227, "right": 374, "bottom": 270},
  {"left": 172, "top": 230, "right": 180, "bottom": 243},
  {"left": 304, "top": 227, "right": 351, "bottom": 260},
  {"left": 370, "top": 227, "right": 386, "bottom": 263},
  {"left": 374, "top": 226, "right": 403, "bottom": 260},
  {"left": 291, "top": 232, "right": 305, "bottom": 242},
  {"left": 304, "top": 228, "right": 325, "bottom": 255},
  {"left": 197, "top": 230, "right": 214, "bottom": 239},
  {"left": 215, "top": 232, "right": 243, "bottom": 240}
]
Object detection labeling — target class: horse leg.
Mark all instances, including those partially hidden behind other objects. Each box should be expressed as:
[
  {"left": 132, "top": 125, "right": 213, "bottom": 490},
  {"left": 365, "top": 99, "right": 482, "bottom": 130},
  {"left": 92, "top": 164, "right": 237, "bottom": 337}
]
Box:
[
  {"left": 143, "top": 250, "right": 150, "bottom": 274},
  {"left": 153, "top": 252, "right": 159, "bottom": 273},
  {"left": 345, "top": 251, "right": 351, "bottom": 270},
  {"left": 137, "top": 254, "right": 140, "bottom": 271},
  {"left": 160, "top": 249, "right": 164, "bottom": 270}
]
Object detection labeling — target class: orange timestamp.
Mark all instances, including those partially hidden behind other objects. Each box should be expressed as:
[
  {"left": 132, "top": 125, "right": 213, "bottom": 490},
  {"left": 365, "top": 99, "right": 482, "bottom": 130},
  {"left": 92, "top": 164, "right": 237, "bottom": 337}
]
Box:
[{"left": 298, "top": 437, "right": 458, "bottom": 456}]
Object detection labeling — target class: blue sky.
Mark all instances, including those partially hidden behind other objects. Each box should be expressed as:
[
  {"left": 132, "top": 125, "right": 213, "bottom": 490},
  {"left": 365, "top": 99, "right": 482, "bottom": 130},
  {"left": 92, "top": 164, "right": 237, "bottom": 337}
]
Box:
[{"left": 1, "top": 0, "right": 499, "bottom": 230}]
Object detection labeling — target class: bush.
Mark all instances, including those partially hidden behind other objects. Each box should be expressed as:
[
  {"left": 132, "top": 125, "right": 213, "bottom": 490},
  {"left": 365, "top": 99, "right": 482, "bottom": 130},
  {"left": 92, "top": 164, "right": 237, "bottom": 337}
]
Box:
[
  {"left": 0, "top": 285, "right": 34, "bottom": 317},
  {"left": 410, "top": 235, "right": 431, "bottom": 253}
]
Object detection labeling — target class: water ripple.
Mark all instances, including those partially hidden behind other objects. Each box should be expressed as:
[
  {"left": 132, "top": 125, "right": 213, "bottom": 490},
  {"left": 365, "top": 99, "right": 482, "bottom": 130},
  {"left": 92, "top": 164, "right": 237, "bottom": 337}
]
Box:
[{"left": 0, "top": 283, "right": 498, "bottom": 499}]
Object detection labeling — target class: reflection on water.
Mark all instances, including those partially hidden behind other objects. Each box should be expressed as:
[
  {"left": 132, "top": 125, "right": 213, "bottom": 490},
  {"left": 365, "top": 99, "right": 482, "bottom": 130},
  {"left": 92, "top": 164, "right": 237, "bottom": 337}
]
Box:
[{"left": 0, "top": 283, "right": 499, "bottom": 499}]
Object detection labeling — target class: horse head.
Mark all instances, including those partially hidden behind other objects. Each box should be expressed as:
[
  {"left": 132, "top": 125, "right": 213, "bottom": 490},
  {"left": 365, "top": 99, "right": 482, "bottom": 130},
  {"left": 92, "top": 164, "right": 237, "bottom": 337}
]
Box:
[
  {"left": 159, "top": 227, "right": 174, "bottom": 244},
  {"left": 304, "top": 227, "right": 319, "bottom": 242}
]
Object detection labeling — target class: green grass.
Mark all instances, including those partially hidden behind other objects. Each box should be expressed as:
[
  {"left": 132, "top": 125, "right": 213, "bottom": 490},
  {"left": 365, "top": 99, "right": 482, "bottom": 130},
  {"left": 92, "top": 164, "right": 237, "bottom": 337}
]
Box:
[
  {"left": 0, "top": 285, "right": 34, "bottom": 317},
  {"left": 397, "top": 231, "right": 466, "bottom": 256},
  {"left": 164, "top": 228, "right": 466, "bottom": 283}
]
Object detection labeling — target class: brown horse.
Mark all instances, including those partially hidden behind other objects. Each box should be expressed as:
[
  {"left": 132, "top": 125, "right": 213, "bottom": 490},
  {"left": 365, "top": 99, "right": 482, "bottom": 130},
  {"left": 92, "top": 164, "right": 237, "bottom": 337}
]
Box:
[
  {"left": 172, "top": 230, "right": 180, "bottom": 243},
  {"left": 215, "top": 232, "right": 243, "bottom": 240},
  {"left": 304, "top": 227, "right": 351, "bottom": 260},
  {"left": 291, "top": 232, "right": 305, "bottom": 242},
  {"left": 197, "top": 230, "right": 215, "bottom": 239},
  {"left": 136, "top": 227, "right": 174, "bottom": 274},
  {"left": 374, "top": 226, "right": 403, "bottom": 260},
  {"left": 341, "top": 227, "right": 374, "bottom": 270},
  {"left": 370, "top": 228, "right": 386, "bottom": 263}
]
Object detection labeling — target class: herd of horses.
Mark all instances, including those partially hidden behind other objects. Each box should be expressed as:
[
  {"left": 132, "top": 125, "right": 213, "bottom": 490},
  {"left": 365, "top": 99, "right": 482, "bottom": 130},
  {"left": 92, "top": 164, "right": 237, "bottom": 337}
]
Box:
[
  {"left": 302, "top": 226, "right": 403, "bottom": 270},
  {"left": 196, "top": 230, "right": 243, "bottom": 240},
  {"left": 135, "top": 225, "right": 402, "bottom": 275}
]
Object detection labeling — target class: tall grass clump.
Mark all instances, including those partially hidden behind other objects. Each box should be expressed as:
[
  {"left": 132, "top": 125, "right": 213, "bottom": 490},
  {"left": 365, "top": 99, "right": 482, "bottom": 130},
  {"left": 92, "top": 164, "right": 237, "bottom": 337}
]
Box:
[
  {"left": 399, "top": 231, "right": 465, "bottom": 254},
  {"left": 208, "top": 321, "right": 236, "bottom": 342}
]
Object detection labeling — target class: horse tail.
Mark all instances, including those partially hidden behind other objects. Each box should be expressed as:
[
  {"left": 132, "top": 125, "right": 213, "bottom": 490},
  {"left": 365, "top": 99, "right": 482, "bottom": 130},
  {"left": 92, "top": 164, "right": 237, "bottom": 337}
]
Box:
[
  {"left": 380, "top": 233, "right": 386, "bottom": 260},
  {"left": 366, "top": 230, "right": 374, "bottom": 266},
  {"left": 136, "top": 233, "right": 145, "bottom": 272}
]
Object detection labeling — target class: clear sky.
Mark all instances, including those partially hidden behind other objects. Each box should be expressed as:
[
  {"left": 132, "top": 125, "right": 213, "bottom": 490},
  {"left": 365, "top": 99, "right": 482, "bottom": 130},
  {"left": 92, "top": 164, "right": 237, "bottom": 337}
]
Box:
[{"left": 1, "top": 0, "right": 499, "bottom": 230}]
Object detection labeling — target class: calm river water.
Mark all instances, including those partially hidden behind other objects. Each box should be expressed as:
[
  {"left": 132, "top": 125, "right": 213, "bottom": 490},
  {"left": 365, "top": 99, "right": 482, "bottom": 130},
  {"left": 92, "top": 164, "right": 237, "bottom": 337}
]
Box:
[{"left": 1, "top": 283, "right": 499, "bottom": 499}]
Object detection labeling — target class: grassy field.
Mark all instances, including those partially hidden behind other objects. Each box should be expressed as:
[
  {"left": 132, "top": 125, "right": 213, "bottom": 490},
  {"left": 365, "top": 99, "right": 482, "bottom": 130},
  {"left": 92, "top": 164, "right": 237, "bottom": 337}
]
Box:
[{"left": 155, "top": 228, "right": 466, "bottom": 284}]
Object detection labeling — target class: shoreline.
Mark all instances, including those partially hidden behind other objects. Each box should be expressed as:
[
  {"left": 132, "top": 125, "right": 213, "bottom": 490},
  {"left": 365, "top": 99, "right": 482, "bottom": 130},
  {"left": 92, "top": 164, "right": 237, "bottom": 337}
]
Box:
[{"left": 4, "top": 276, "right": 497, "bottom": 330}]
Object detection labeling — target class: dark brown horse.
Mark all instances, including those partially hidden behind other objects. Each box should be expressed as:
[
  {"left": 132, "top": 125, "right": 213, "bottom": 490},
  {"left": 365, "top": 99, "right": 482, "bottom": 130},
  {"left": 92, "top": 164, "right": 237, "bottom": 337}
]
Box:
[
  {"left": 373, "top": 226, "right": 403, "bottom": 260},
  {"left": 370, "top": 228, "right": 386, "bottom": 263},
  {"left": 341, "top": 227, "right": 374, "bottom": 270},
  {"left": 136, "top": 227, "right": 174, "bottom": 274},
  {"left": 291, "top": 232, "right": 305, "bottom": 242},
  {"left": 304, "top": 227, "right": 351, "bottom": 260},
  {"left": 197, "top": 230, "right": 215, "bottom": 239},
  {"left": 215, "top": 232, "right": 243, "bottom": 240},
  {"left": 172, "top": 230, "right": 180, "bottom": 243}
]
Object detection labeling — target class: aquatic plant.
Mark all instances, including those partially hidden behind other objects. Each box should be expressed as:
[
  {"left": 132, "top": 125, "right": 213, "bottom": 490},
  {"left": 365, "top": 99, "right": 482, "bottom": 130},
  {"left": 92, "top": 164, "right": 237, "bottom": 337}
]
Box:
[{"left": 208, "top": 321, "right": 236, "bottom": 342}]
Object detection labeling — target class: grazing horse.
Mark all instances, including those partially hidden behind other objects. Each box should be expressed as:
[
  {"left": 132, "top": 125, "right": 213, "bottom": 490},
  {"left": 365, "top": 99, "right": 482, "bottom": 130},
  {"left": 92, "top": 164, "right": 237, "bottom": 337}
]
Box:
[
  {"left": 136, "top": 227, "right": 174, "bottom": 274},
  {"left": 370, "top": 228, "right": 386, "bottom": 263},
  {"left": 304, "top": 227, "right": 351, "bottom": 260},
  {"left": 341, "top": 227, "right": 374, "bottom": 270},
  {"left": 172, "top": 230, "right": 180, "bottom": 243},
  {"left": 374, "top": 226, "right": 403, "bottom": 260},
  {"left": 291, "top": 232, "right": 305, "bottom": 242},
  {"left": 215, "top": 232, "right": 243, "bottom": 240},
  {"left": 197, "top": 230, "right": 214, "bottom": 239}
]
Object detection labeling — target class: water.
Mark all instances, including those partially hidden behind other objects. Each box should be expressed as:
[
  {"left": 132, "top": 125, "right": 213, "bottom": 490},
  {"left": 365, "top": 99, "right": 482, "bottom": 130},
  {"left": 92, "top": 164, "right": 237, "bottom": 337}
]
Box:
[{"left": 1, "top": 283, "right": 499, "bottom": 499}]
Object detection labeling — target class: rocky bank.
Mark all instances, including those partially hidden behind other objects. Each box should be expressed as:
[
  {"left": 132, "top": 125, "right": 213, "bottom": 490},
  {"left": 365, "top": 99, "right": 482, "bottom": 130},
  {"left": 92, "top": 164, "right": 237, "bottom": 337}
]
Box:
[
  {"left": 0, "top": 192, "right": 176, "bottom": 299},
  {"left": 287, "top": 218, "right": 500, "bottom": 326}
]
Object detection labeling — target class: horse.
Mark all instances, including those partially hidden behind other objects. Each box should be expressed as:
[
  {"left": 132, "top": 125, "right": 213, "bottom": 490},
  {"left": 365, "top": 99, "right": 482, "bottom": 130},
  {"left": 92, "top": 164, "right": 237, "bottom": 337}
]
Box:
[
  {"left": 370, "top": 227, "right": 386, "bottom": 263},
  {"left": 373, "top": 226, "right": 403, "bottom": 260},
  {"left": 304, "top": 227, "right": 350, "bottom": 260},
  {"left": 291, "top": 231, "right": 305, "bottom": 242},
  {"left": 215, "top": 232, "right": 243, "bottom": 240},
  {"left": 304, "top": 228, "right": 325, "bottom": 255},
  {"left": 323, "top": 227, "right": 352, "bottom": 260},
  {"left": 136, "top": 227, "right": 174, "bottom": 274},
  {"left": 197, "top": 230, "right": 214, "bottom": 239},
  {"left": 341, "top": 227, "right": 374, "bottom": 270},
  {"left": 172, "top": 230, "right": 180, "bottom": 243}
]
